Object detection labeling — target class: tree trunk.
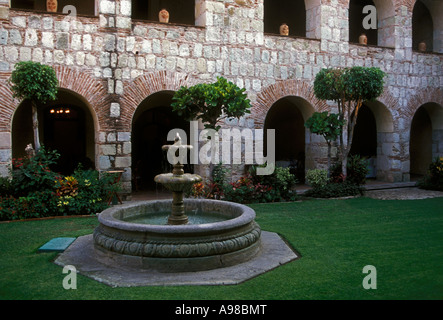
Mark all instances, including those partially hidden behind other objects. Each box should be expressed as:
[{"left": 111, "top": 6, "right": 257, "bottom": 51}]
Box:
[{"left": 31, "top": 101, "right": 41, "bottom": 151}]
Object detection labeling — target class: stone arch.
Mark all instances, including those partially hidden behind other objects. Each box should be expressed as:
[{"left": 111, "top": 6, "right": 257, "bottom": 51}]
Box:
[
  {"left": 252, "top": 79, "right": 329, "bottom": 127},
  {"left": 402, "top": 87, "right": 443, "bottom": 124},
  {"left": 351, "top": 98, "right": 396, "bottom": 181},
  {"left": 120, "top": 71, "right": 199, "bottom": 132},
  {"left": 412, "top": 0, "right": 443, "bottom": 52},
  {"left": 52, "top": 66, "right": 106, "bottom": 133},
  {"left": 11, "top": 88, "right": 98, "bottom": 174},
  {"left": 400, "top": 87, "right": 443, "bottom": 180},
  {"left": 0, "top": 67, "right": 106, "bottom": 133},
  {"left": 254, "top": 79, "right": 327, "bottom": 180}
]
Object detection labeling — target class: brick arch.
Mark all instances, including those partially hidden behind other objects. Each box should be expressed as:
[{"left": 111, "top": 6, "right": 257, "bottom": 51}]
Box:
[
  {"left": 53, "top": 66, "right": 109, "bottom": 132},
  {"left": 252, "top": 79, "right": 329, "bottom": 127},
  {"left": 0, "top": 73, "right": 16, "bottom": 131},
  {"left": 0, "top": 67, "right": 107, "bottom": 132},
  {"left": 120, "top": 70, "right": 200, "bottom": 130},
  {"left": 370, "top": 88, "right": 398, "bottom": 132},
  {"left": 402, "top": 88, "right": 443, "bottom": 123}
]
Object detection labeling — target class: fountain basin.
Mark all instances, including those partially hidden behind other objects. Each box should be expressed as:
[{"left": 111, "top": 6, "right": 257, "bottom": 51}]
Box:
[{"left": 93, "top": 199, "right": 261, "bottom": 272}]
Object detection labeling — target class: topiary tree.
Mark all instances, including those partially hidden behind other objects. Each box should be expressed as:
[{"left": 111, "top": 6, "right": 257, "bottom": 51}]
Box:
[
  {"left": 305, "top": 111, "right": 344, "bottom": 177},
  {"left": 9, "top": 61, "right": 59, "bottom": 151},
  {"left": 313, "top": 66, "right": 385, "bottom": 176},
  {"left": 171, "top": 76, "right": 251, "bottom": 131}
]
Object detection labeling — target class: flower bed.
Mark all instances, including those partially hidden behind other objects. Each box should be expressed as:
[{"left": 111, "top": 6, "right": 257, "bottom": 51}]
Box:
[{"left": 0, "top": 147, "right": 120, "bottom": 221}]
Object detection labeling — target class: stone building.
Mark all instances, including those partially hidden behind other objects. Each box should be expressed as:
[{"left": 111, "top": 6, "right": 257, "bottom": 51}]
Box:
[{"left": 0, "top": 0, "right": 442, "bottom": 196}]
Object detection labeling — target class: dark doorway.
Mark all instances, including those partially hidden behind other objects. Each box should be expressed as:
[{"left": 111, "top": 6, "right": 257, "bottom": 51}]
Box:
[
  {"left": 132, "top": 92, "right": 191, "bottom": 191},
  {"left": 264, "top": 97, "right": 306, "bottom": 182},
  {"left": 410, "top": 106, "right": 433, "bottom": 177},
  {"left": 12, "top": 90, "right": 95, "bottom": 176}
]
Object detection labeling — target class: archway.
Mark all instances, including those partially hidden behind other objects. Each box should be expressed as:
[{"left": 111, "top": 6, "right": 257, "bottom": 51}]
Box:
[
  {"left": 350, "top": 104, "right": 378, "bottom": 178},
  {"left": 410, "top": 103, "right": 443, "bottom": 178},
  {"left": 412, "top": 0, "right": 434, "bottom": 52},
  {"left": 132, "top": 91, "right": 191, "bottom": 191},
  {"left": 349, "top": 100, "right": 394, "bottom": 181},
  {"left": 12, "top": 89, "right": 96, "bottom": 175},
  {"left": 264, "top": 96, "right": 315, "bottom": 183}
]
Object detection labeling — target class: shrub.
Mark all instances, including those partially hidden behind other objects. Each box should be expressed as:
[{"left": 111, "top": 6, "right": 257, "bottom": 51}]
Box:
[
  {"left": 0, "top": 148, "right": 120, "bottom": 221},
  {"left": 346, "top": 154, "right": 369, "bottom": 186},
  {"left": 10, "top": 146, "right": 60, "bottom": 197},
  {"left": 55, "top": 168, "right": 121, "bottom": 215},
  {"left": 330, "top": 162, "right": 345, "bottom": 183},
  {"left": 249, "top": 164, "right": 298, "bottom": 202},
  {"left": 306, "top": 169, "right": 329, "bottom": 189},
  {"left": 223, "top": 174, "right": 273, "bottom": 204},
  {"left": 304, "top": 181, "right": 364, "bottom": 198},
  {"left": 417, "top": 157, "right": 443, "bottom": 191}
]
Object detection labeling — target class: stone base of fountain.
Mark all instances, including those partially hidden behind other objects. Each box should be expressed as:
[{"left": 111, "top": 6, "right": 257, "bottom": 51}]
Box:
[
  {"left": 55, "top": 231, "right": 298, "bottom": 287},
  {"left": 92, "top": 199, "right": 262, "bottom": 272}
]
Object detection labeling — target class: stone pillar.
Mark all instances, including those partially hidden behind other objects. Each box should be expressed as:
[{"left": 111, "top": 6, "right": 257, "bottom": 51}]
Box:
[
  {"left": 0, "top": 1, "right": 10, "bottom": 177},
  {"left": 97, "top": 0, "right": 132, "bottom": 196},
  {"left": 318, "top": 2, "right": 348, "bottom": 56},
  {"left": 0, "top": 132, "right": 11, "bottom": 178}
]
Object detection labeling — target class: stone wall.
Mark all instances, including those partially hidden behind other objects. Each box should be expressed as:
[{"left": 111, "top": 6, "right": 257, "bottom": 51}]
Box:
[{"left": 0, "top": 0, "right": 441, "bottom": 194}]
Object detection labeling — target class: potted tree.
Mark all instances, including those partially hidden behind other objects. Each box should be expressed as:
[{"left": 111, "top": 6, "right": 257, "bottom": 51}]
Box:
[
  {"left": 9, "top": 61, "right": 59, "bottom": 151},
  {"left": 313, "top": 66, "right": 385, "bottom": 176},
  {"left": 171, "top": 76, "right": 252, "bottom": 177},
  {"left": 171, "top": 76, "right": 251, "bottom": 131}
]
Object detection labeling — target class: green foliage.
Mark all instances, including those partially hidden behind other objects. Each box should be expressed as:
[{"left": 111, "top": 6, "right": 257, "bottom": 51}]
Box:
[
  {"left": 313, "top": 67, "right": 386, "bottom": 176},
  {"left": 313, "top": 67, "right": 385, "bottom": 104},
  {"left": 346, "top": 154, "right": 369, "bottom": 186},
  {"left": 313, "top": 68, "right": 345, "bottom": 102},
  {"left": 304, "top": 181, "right": 364, "bottom": 198},
  {"left": 248, "top": 165, "right": 298, "bottom": 202},
  {"left": 190, "top": 165, "right": 297, "bottom": 203},
  {"left": 417, "top": 157, "right": 443, "bottom": 191},
  {"left": 9, "top": 61, "right": 58, "bottom": 103},
  {"left": 171, "top": 77, "right": 251, "bottom": 130},
  {"left": 222, "top": 174, "right": 274, "bottom": 204},
  {"left": 305, "top": 112, "right": 344, "bottom": 143},
  {"left": 0, "top": 148, "right": 120, "bottom": 221},
  {"left": 10, "top": 146, "right": 60, "bottom": 197},
  {"left": 306, "top": 169, "right": 329, "bottom": 189},
  {"left": 54, "top": 169, "right": 120, "bottom": 215}
]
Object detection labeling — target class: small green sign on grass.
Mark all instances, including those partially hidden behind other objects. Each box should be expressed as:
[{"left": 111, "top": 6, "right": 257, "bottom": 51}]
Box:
[{"left": 38, "top": 237, "right": 76, "bottom": 253}]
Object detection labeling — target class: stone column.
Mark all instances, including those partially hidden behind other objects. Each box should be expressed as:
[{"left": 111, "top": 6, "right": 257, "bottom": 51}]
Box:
[
  {"left": 0, "top": 1, "right": 10, "bottom": 177},
  {"left": 97, "top": 0, "right": 132, "bottom": 196}
]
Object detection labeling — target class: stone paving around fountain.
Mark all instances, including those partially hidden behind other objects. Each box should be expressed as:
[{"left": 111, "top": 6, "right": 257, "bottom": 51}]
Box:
[{"left": 55, "top": 231, "right": 298, "bottom": 287}]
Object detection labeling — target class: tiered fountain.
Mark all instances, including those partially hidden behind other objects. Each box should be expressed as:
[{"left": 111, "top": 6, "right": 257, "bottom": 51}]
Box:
[{"left": 92, "top": 134, "right": 262, "bottom": 272}]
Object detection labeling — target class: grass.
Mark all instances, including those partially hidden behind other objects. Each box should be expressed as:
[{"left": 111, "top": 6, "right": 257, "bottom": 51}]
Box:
[{"left": 1, "top": 197, "right": 442, "bottom": 300}]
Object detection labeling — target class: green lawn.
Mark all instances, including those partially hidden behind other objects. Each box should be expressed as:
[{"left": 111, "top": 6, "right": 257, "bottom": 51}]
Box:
[{"left": 1, "top": 197, "right": 442, "bottom": 300}]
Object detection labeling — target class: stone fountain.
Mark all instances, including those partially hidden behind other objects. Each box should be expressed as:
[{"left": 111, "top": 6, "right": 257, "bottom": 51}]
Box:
[
  {"left": 54, "top": 134, "right": 297, "bottom": 287},
  {"left": 153, "top": 133, "right": 202, "bottom": 225},
  {"left": 92, "top": 134, "right": 262, "bottom": 272}
]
